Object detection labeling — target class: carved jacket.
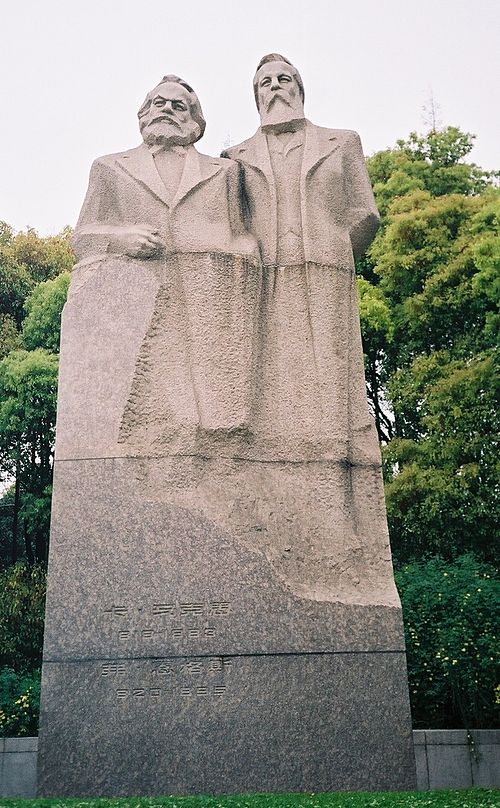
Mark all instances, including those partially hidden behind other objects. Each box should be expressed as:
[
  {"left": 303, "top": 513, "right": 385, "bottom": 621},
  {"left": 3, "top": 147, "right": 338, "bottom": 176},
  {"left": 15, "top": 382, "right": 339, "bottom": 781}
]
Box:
[
  {"left": 73, "top": 143, "right": 259, "bottom": 264},
  {"left": 223, "top": 121, "right": 379, "bottom": 267}
]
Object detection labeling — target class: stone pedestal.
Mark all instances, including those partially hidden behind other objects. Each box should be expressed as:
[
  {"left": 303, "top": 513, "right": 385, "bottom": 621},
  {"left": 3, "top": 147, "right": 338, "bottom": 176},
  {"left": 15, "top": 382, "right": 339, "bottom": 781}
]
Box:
[
  {"left": 38, "top": 257, "right": 416, "bottom": 796},
  {"left": 38, "top": 457, "right": 415, "bottom": 796}
]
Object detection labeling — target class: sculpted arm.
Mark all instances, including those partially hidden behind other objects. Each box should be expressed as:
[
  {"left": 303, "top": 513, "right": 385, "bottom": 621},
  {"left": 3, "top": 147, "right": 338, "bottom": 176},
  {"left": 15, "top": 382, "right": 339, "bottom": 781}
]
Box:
[
  {"left": 226, "top": 160, "right": 248, "bottom": 236},
  {"left": 72, "top": 159, "right": 164, "bottom": 263},
  {"left": 343, "top": 132, "right": 380, "bottom": 259},
  {"left": 224, "top": 159, "right": 257, "bottom": 256}
]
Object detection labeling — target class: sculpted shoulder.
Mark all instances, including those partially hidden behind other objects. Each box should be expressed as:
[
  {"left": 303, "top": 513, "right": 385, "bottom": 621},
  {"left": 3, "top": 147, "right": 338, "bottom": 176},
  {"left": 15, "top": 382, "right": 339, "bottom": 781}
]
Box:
[
  {"left": 308, "top": 123, "right": 363, "bottom": 146},
  {"left": 196, "top": 151, "right": 235, "bottom": 169},
  {"left": 221, "top": 130, "right": 261, "bottom": 160},
  {"left": 90, "top": 144, "right": 144, "bottom": 169},
  {"left": 222, "top": 124, "right": 363, "bottom": 159}
]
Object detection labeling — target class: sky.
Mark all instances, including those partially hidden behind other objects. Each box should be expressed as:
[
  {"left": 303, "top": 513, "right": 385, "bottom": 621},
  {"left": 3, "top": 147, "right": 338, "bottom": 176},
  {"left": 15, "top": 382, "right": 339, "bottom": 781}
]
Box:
[{"left": 1, "top": 0, "right": 499, "bottom": 236}]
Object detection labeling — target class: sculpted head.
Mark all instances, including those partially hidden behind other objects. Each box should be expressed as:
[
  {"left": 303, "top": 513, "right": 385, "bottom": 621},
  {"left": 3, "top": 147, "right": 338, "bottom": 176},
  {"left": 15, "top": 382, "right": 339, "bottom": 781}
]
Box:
[
  {"left": 138, "top": 75, "right": 206, "bottom": 148},
  {"left": 253, "top": 54, "right": 305, "bottom": 131}
]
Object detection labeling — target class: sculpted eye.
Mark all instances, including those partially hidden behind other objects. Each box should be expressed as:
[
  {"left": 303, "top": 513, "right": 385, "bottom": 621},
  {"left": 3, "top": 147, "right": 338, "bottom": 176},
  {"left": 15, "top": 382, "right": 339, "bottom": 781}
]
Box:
[
  {"left": 173, "top": 101, "right": 187, "bottom": 111},
  {"left": 153, "top": 98, "right": 164, "bottom": 107},
  {"left": 279, "top": 74, "right": 292, "bottom": 83},
  {"left": 260, "top": 77, "right": 271, "bottom": 87}
]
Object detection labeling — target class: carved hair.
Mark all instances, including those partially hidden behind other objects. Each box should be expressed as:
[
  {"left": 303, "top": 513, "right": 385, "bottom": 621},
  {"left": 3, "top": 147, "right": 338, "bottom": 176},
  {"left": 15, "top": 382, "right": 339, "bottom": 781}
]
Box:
[
  {"left": 253, "top": 54, "right": 305, "bottom": 109},
  {"left": 138, "top": 75, "right": 206, "bottom": 141}
]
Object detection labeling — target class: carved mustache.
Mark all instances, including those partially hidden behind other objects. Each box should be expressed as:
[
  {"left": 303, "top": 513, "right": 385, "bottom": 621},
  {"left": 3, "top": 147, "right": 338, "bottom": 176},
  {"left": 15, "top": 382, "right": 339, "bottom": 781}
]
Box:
[
  {"left": 266, "top": 92, "right": 292, "bottom": 111},
  {"left": 147, "top": 115, "right": 182, "bottom": 129}
]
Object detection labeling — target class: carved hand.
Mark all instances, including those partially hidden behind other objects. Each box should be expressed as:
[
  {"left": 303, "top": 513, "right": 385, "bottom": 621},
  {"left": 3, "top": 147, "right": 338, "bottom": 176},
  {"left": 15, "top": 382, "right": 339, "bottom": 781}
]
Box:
[{"left": 110, "top": 226, "right": 165, "bottom": 258}]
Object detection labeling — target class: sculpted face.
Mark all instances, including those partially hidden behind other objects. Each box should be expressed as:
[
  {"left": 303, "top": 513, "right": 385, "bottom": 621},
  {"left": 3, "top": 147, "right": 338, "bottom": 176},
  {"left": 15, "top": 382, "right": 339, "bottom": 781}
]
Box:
[
  {"left": 255, "top": 60, "right": 305, "bottom": 130},
  {"left": 139, "top": 82, "right": 200, "bottom": 148}
]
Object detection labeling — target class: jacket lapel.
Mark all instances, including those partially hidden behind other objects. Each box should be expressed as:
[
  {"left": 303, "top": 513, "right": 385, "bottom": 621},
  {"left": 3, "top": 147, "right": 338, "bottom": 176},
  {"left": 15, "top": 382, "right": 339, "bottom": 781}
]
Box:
[
  {"left": 233, "top": 129, "right": 274, "bottom": 188},
  {"left": 171, "top": 147, "right": 222, "bottom": 210},
  {"left": 302, "top": 121, "right": 339, "bottom": 180},
  {"left": 115, "top": 144, "right": 171, "bottom": 207}
]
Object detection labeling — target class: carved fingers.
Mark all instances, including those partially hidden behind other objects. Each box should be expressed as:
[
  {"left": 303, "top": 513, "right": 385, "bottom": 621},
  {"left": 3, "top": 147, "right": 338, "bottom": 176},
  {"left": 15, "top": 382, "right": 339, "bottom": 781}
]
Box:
[{"left": 118, "top": 226, "right": 166, "bottom": 258}]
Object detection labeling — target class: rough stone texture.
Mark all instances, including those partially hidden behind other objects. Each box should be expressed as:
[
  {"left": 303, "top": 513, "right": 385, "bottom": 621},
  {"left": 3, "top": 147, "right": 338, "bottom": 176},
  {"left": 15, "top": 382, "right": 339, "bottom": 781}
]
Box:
[
  {"left": 412, "top": 732, "right": 429, "bottom": 791},
  {"left": 409, "top": 730, "right": 500, "bottom": 791},
  {"left": 39, "top": 654, "right": 413, "bottom": 797},
  {"left": 6, "top": 731, "right": 500, "bottom": 797},
  {"left": 38, "top": 458, "right": 415, "bottom": 796},
  {"left": 43, "top": 460, "right": 404, "bottom": 659},
  {"left": 39, "top": 66, "right": 416, "bottom": 796},
  {"left": 0, "top": 738, "right": 38, "bottom": 798},
  {"left": 426, "top": 741, "right": 473, "bottom": 790}
]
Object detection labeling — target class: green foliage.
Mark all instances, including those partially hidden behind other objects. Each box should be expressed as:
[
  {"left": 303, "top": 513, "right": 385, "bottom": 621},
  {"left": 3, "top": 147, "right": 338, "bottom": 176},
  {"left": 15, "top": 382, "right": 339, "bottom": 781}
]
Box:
[
  {"left": 0, "top": 348, "right": 59, "bottom": 565},
  {"left": 357, "top": 277, "right": 395, "bottom": 442},
  {"left": 0, "top": 562, "right": 46, "bottom": 672},
  {"left": 396, "top": 555, "right": 499, "bottom": 729},
  {"left": 367, "top": 127, "right": 495, "bottom": 216},
  {"left": 0, "top": 224, "right": 73, "bottom": 338},
  {"left": 0, "top": 561, "right": 45, "bottom": 738},
  {"left": 0, "top": 224, "right": 74, "bottom": 286},
  {"left": 0, "top": 349, "right": 59, "bottom": 450},
  {"left": 0, "top": 666, "right": 40, "bottom": 737},
  {"left": 359, "top": 126, "right": 499, "bottom": 564},
  {"left": 22, "top": 272, "right": 71, "bottom": 352},
  {"left": 0, "top": 257, "right": 34, "bottom": 337},
  {"left": 384, "top": 351, "right": 499, "bottom": 562},
  {"left": 0, "top": 225, "right": 72, "bottom": 566},
  {"left": 357, "top": 277, "right": 394, "bottom": 347},
  {"left": 1, "top": 789, "right": 498, "bottom": 807},
  {"left": 369, "top": 190, "right": 499, "bottom": 368}
]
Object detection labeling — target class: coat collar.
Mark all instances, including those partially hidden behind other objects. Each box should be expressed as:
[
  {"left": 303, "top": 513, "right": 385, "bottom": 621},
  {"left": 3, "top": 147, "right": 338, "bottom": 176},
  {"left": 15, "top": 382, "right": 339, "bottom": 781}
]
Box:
[
  {"left": 233, "top": 120, "right": 339, "bottom": 184},
  {"left": 301, "top": 121, "right": 339, "bottom": 179},
  {"left": 115, "top": 143, "right": 222, "bottom": 209}
]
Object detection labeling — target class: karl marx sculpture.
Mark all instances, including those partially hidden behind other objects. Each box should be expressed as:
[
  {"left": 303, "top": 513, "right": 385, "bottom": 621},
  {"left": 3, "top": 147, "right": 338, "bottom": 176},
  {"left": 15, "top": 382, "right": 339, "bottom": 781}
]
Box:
[
  {"left": 74, "top": 75, "right": 260, "bottom": 449},
  {"left": 38, "top": 61, "right": 416, "bottom": 798}
]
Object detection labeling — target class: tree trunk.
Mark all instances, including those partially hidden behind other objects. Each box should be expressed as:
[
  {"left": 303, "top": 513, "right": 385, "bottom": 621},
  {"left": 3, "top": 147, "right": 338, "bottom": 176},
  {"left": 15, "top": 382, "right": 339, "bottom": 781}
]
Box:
[
  {"left": 24, "top": 523, "right": 34, "bottom": 566},
  {"left": 11, "top": 460, "right": 21, "bottom": 565},
  {"left": 35, "top": 527, "right": 47, "bottom": 566}
]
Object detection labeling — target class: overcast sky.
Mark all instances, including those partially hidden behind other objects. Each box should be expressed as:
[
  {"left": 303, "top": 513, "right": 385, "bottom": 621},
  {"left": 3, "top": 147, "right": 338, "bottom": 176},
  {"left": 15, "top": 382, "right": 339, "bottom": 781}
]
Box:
[{"left": 1, "top": 0, "right": 498, "bottom": 236}]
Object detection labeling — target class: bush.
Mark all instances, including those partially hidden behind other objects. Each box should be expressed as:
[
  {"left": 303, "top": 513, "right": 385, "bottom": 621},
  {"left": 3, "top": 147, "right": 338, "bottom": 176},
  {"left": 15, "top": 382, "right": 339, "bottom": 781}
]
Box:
[
  {"left": 0, "top": 666, "right": 40, "bottom": 736},
  {"left": 396, "top": 554, "right": 499, "bottom": 728},
  {"left": 0, "top": 561, "right": 46, "bottom": 673}
]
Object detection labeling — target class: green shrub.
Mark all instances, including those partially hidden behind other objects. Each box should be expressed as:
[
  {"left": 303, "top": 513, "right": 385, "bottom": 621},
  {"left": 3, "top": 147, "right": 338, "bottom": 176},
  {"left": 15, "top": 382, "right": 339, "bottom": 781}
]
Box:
[
  {"left": 0, "top": 666, "right": 40, "bottom": 736},
  {"left": 396, "top": 554, "right": 499, "bottom": 728},
  {"left": 0, "top": 561, "right": 46, "bottom": 673}
]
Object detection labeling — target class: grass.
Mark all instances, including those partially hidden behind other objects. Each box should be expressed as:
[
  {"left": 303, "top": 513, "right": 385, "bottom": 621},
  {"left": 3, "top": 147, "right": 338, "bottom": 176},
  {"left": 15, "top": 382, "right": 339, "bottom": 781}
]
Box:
[{"left": 1, "top": 790, "right": 498, "bottom": 808}]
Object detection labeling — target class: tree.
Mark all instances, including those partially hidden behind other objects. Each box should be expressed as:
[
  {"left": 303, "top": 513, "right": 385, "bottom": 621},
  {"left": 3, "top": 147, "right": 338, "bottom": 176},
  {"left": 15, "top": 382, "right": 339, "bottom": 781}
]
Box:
[
  {"left": 357, "top": 127, "right": 499, "bottom": 563},
  {"left": 0, "top": 223, "right": 73, "bottom": 348},
  {"left": 0, "top": 225, "right": 73, "bottom": 567},
  {"left": 0, "top": 349, "right": 59, "bottom": 564},
  {"left": 22, "top": 272, "right": 70, "bottom": 354},
  {"left": 396, "top": 554, "right": 499, "bottom": 728}
]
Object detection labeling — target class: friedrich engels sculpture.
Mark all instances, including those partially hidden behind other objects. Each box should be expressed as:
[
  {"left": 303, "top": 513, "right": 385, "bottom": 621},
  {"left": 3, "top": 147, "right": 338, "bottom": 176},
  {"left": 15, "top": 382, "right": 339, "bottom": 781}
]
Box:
[{"left": 223, "top": 53, "right": 380, "bottom": 463}]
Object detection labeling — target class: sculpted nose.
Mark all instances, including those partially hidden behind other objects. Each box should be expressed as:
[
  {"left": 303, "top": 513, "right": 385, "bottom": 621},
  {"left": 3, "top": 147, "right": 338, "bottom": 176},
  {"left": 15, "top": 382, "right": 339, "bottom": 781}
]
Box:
[{"left": 270, "top": 77, "right": 280, "bottom": 90}]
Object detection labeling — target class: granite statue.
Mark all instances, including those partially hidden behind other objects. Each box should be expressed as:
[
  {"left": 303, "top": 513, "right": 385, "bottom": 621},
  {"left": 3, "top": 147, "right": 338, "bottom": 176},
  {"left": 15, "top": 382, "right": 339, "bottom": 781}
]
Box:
[
  {"left": 73, "top": 75, "right": 260, "bottom": 449},
  {"left": 223, "top": 53, "right": 380, "bottom": 460},
  {"left": 75, "top": 74, "right": 257, "bottom": 264},
  {"left": 37, "top": 65, "right": 416, "bottom": 798}
]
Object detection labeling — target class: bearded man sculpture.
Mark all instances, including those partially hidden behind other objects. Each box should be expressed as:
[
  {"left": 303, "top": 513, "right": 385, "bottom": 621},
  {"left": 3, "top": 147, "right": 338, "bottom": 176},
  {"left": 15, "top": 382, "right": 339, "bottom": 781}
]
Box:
[
  {"left": 219, "top": 55, "right": 394, "bottom": 600},
  {"left": 67, "top": 75, "right": 260, "bottom": 453},
  {"left": 38, "top": 67, "right": 415, "bottom": 798},
  {"left": 223, "top": 54, "right": 379, "bottom": 457}
]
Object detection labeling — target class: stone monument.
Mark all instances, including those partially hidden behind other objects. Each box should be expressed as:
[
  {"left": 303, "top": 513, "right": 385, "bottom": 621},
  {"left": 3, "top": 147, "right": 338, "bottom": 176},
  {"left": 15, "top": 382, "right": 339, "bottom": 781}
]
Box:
[{"left": 37, "top": 63, "right": 416, "bottom": 797}]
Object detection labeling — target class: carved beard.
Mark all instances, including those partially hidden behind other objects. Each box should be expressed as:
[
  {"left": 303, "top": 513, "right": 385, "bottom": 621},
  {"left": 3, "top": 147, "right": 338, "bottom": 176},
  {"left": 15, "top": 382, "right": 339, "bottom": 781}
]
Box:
[
  {"left": 140, "top": 117, "right": 200, "bottom": 148},
  {"left": 259, "top": 93, "right": 305, "bottom": 133}
]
